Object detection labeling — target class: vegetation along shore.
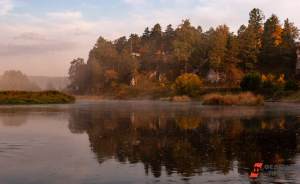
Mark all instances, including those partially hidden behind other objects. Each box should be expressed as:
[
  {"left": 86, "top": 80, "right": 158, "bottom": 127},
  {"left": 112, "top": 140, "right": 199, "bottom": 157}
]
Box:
[
  {"left": 66, "top": 8, "right": 300, "bottom": 105},
  {"left": 0, "top": 91, "right": 75, "bottom": 105}
]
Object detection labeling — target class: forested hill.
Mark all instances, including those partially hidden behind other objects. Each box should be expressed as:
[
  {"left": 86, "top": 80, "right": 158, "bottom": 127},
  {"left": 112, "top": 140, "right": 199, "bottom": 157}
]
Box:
[
  {"left": 0, "top": 70, "right": 69, "bottom": 91},
  {"left": 68, "top": 8, "right": 299, "bottom": 97}
]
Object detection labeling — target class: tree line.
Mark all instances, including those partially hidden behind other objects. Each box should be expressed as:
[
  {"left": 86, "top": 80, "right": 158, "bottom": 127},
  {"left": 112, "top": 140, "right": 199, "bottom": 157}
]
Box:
[{"left": 69, "top": 8, "right": 299, "bottom": 95}]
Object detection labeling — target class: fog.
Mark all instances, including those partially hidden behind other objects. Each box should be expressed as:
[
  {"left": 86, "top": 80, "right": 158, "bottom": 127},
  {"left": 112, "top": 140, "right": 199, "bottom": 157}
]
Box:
[
  {"left": 0, "top": 49, "right": 87, "bottom": 77},
  {"left": 0, "top": 70, "right": 69, "bottom": 91}
]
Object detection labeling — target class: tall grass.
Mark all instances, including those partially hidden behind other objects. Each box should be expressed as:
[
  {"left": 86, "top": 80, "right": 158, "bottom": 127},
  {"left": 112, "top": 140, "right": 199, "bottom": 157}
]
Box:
[
  {"left": 0, "top": 91, "right": 75, "bottom": 105},
  {"left": 202, "top": 92, "right": 264, "bottom": 106}
]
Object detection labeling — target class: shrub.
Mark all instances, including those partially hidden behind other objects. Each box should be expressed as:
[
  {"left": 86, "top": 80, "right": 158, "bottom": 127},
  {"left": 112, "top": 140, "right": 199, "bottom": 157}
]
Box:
[
  {"left": 261, "top": 79, "right": 279, "bottom": 95},
  {"left": 276, "top": 74, "right": 286, "bottom": 87},
  {"left": 0, "top": 91, "right": 75, "bottom": 105},
  {"left": 240, "top": 72, "right": 262, "bottom": 92},
  {"left": 285, "top": 80, "right": 299, "bottom": 91},
  {"left": 202, "top": 92, "right": 264, "bottom": 106},
  {"left": 174, "top": 73, "right": 203, "bottom": 97},
  {"left": 172, "top": 96, "right": 191, "bottom": 102},
  {"left": 260, "top": 74, "right": 286, "bottom": 95}
]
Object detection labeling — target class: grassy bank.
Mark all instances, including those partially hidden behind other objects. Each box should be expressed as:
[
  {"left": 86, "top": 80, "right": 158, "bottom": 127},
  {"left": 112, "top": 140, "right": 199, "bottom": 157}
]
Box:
[
  {"left": 202, "top": 92, "right": 264, "bottom": 106},
  {"left": 279, "top": 91, "right": 300, "bottom": 103},
  {"left": 0, "top": 91, "right": 75, "bottom": 105},
  {"left": 72, "top": 84, "right": 300, "bottom": 105}
]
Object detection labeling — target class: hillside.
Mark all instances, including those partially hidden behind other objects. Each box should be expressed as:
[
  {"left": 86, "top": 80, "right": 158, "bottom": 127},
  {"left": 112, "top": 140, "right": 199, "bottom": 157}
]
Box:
[
  {"left": 0, "top": 70, "right": 69, "bottom": 91},
  {"left": 0, "top": 71, "right": 40, "bottom": 91}
]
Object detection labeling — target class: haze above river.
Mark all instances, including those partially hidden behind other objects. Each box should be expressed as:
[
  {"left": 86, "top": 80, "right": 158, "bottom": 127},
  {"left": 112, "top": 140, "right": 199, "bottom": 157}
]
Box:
[{"left": 0, "top": 101, "right": 300, "bottom": 184}]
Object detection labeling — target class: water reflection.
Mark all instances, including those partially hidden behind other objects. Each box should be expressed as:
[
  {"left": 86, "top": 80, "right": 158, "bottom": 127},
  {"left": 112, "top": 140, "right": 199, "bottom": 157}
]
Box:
[
  {"left": 68, "top": 102, "right": 300, "bottom": 181},
  {"left": 0, "top": 106, "right": 69, "bottom": 127},
  {"left": 0, "top": 109, "right": 29, "bottom": 126}
]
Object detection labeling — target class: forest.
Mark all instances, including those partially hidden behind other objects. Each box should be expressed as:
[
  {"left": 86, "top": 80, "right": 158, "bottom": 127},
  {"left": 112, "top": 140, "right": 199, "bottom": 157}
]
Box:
[{"left": 68, "top": 8, "right": 299, "bottom": 99}]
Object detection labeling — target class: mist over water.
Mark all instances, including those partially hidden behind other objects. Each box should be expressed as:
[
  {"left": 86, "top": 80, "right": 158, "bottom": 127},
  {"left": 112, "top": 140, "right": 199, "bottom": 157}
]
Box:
[
  {"left": 1, "top": 1, "right": 300, "bottom": 184},
  {"left": 0, "top": 101, "right": 299, "bottom": 184}
]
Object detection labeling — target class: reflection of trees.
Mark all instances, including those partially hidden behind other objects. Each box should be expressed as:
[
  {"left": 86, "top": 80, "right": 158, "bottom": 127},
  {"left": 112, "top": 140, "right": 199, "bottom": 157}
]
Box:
[
  {"left": 0, "top": 107, "right": 69, "bottom": 127},
  {"left": 68, "top": 104, "right": 300, "bottom": 178},
  {"left": 0, "top": 109, "right": 29, "bottom": 126}
]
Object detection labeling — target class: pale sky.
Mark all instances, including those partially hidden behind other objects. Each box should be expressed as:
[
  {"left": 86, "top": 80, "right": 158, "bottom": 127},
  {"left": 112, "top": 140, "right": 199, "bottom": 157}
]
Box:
[{"left": 0, "top": 0, "right": 299, "bottom": 76}]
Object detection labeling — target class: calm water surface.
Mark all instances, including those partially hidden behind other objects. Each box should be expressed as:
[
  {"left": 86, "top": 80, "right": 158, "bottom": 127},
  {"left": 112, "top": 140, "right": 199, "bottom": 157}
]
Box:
[{"left": 0, "top": 101, "right": 300, "bottom": 184}]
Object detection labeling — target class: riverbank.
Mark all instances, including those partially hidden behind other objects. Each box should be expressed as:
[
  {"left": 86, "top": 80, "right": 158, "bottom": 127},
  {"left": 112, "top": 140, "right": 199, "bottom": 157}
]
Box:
[
  {"left": 75, "top": 90, "right": 300, "bottom": 106},
  {"left": 279, "top": 91, "right": 300, "bottom": 103},
  {"left": 0, "top": 91, "right": 75, "bottom": 105}
]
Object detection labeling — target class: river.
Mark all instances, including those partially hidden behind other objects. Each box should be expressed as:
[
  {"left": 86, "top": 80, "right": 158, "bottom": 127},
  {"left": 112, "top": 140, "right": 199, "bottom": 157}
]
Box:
[{"left": 0, "top": 101, "right": 299, "bottom": 184}]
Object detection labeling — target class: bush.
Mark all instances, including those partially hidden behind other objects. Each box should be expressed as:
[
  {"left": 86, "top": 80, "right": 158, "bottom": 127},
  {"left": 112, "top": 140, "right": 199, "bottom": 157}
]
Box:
[
  {"left": 240, "top": 72, "right": 262, "bottom": 92},
  {"left": 171, "top": 96, "right": 191, "bottom": 102},
  {"left": 174, "top": 73, "right": 203, "bottom": 97},
  {"left": 276, "top": 74, "right": 286, "bottom": 87},
  {"left": 260, "top": 74, "right": 288, "bottom": 96},
  {"left": 0, "top": 91, "right": 75, "bottom": 105},
  {"left": 202, "top": 92, "right": 264, "bottom": 106},
  {"left": 261, "top": 79, "right": 279, "bottom": 95},
  {"left": 285, "top": 80, "right": 299, "bottom": 91}
]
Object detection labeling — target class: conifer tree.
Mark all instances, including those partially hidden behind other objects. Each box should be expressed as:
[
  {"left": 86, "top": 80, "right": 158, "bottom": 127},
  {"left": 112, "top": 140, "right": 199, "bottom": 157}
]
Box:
[
  {"left": 238, "top": 8, "right": 264, "bottom": 71},
  {"left": 261, "top": 14, "right": 283, "bottom": 64}
]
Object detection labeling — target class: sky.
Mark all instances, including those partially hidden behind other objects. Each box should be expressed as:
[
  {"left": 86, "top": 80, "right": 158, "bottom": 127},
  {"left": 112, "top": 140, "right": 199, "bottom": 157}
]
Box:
[{"left": 0, "top": 0, "right": 300, "bottom": 77}]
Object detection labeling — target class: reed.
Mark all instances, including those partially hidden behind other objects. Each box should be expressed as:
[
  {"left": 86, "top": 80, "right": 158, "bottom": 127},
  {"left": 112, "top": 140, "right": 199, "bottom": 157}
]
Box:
[{"left": 202, "top": 92, "right": 264, "bottom": 106}]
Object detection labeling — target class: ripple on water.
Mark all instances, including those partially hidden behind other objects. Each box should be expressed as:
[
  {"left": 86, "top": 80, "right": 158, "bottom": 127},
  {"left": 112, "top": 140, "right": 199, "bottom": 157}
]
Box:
[
  {"left": 0, "top": 142, "right": 25, "bottom": 157},
  {"left": 0, "top": 140, "right": 41, "bottom": 159},
  {"left": 0, "top": 139, "right": 48, "bottom": 158}
]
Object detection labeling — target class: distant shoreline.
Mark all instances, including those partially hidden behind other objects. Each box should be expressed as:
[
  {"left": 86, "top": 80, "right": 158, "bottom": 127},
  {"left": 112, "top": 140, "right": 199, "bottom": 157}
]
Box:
[{"left": 0, "top": 91, "right": 75, "bottom": 105}]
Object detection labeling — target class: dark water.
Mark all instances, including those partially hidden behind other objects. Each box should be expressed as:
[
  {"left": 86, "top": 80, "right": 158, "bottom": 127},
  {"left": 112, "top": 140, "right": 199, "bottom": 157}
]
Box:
[{"left": 0, "top": 101, "right": 300, "bottom": 184}]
